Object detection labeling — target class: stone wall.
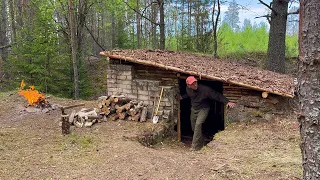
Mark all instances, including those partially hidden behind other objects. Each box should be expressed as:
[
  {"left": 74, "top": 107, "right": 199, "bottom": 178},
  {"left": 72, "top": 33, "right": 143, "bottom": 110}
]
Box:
[
  {"left": 106, "top": 64, "right": 134, "bottom": 97},
  {"left": 106, "top": 63, "right": 179, "bottom": 122}
]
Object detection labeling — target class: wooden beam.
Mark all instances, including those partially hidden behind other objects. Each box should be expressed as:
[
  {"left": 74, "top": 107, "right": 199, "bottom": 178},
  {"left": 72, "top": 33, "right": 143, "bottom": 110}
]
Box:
[
  {"left": 177, "top": 99, "right": 181, "bottom": 142},
  {"left": 61, "top": 103, "right": 85, "bottom": 111},
  {"left": 262, "top": 92, "right": 269, "bottom": 98}
]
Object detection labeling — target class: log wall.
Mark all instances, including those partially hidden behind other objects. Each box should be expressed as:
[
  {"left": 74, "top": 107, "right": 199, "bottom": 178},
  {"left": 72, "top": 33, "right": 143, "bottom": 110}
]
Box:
[
  {"left": 223, "top": 83, "right": 283, "bottom": 123},
  {"left": 223, "top": 83, "right": 260, "bottom": 103}
]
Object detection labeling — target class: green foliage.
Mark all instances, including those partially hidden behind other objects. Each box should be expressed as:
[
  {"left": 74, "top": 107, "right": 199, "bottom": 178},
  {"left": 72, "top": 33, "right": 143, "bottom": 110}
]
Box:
[
  {"left": 196, "top": 23, "right": 298, "bottom": 58},
  {"left": 2, "top": 0, "right": 299, "bottom": 99},
  {"left": 216, "top": 22, "right": 269, "bottom": 57},
  {"left": 285, "top": 35, "right": 299, "bottom": 57},
  {"left": 5, "top": 0, "right": 73, "bottom": 96},
  {"left": 78, "top": 59, "right": 95, "bottom": 99}
]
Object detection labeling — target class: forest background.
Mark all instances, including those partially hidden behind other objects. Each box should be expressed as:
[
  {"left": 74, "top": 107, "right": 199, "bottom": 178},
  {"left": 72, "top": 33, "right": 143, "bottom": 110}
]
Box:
[{"left": 0, "top": 0, "right": 299, "bottom": 99}]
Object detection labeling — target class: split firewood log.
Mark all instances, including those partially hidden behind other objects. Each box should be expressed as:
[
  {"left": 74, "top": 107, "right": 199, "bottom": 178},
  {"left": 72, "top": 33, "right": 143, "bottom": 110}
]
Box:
[
  {"left": 98, "top": 96, "right": 108, "bottom": 108},
  {"left": 125, "top": 102, "right": 134, "bottom": 111},
  {"left": 125, "top": 116, "right": 132, "bottom": 121},
  {"left": 98, "top": 96, "right": 109, "bottom": 102},
  {"left": 114, "top": 97, "right": 131, "bottom": 105},
  {"left": 98, "top": 102, "right": 103, "bottom": 109},
  {"left": 104, "top": 99, "right": 112, "bottom": 107},
  {"left": 108, "top": 95, "right": 115, "bottom": 103},
  {"left": 78, "top": 109, "right": 97, "bottom": 118},
  {"left": 101, "top": 106, "right": 108, "bottom": 114},
  {"left": 109, "top": 102, "right": 118, "bottom": 111},
  {"left": 128, "top": 101, "right": 144, "bottom": 116},
  {"left": 78, "top": 116, "right": 85, "bottom": 124},
  {"left": 74, "top": 121, "right": 83, "bottom": 128},
  {"left": 109, "top": 114, "right": 119, "bottom": 121},
  {"left": 106, "top": 108, "right": 116, "bottom": 116},
  {"left": 132, "top": 112, "right": 141, "bottom": 121},
  {"left": 86, "top": 115, "right": 104, "bottom": 119},
  {"left": 116, "top": 102, "right": 135, "bottom": 113},
  {"left": 140, "top": 107, "right": 148, "bottom": 122},
  {"left": 80, "top": 108, "right": 96, "bottom": 113},
  {"left": 69, "top": 110, "right": 76, "bottom": 123},
  {"left": 84, "top": 121, "right": 93, "bottom": 127},
  {"left": 118, "top": 112, "right": 127, "bottom": 120}
]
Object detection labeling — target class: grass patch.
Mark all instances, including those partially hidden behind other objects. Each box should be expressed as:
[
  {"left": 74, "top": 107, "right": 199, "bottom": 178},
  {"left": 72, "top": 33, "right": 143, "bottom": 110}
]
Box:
[
  {"left": 0, "top": 91, "right": 16, "bottom": 100},
  {"left": 60, "top": 132, "right": 95, "bottom": 150}
]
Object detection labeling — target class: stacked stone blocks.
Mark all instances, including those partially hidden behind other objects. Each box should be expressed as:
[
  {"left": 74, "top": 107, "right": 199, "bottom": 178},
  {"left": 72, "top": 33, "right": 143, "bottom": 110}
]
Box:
[{"left": 106, "top": 64, "right": 178, "bottom": 121}]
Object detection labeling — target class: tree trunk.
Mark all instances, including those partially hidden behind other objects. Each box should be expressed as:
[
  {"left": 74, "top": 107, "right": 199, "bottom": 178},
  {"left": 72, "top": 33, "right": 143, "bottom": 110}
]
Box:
[
  {"left": 179, "top": 0, "right": 184, "bottom": 51},
  {"left": 76, "top": 0, "right": 87, "bottom": 77},
  {"left": 9, "top": 0, "right": 16, "bottom": 42},
  {"left": 17, "top": 0, "right": 23, "bottom": 27},
  {"left": 0, "top": 0, "right": 8, "bottom": 62},
  {"left": 68, "top": 0, "right": 79, "bottom": 99},
  {"left": 212, "top": 0, "right": 220, "bottom": 57},
  {"left": 136, "top": 0, "right": 141, "bottom": 48},
  {"left": 298, "top": 0, "right": 320, "bottom": 179},
  {"left": 151, "top": 3, "right": 157, "bottom": 49},
  {"left": 101, "top": 10, "right": 106, "bottom": 53},
  {"left": 266, "top": 0, "right": 288, "bottom": 73},
  {"left": 111, "top": 0, "right": 115, "bottom": 49},
  {"left": 187, "top": 0, "right": 191, "bottom": 38},
  {"left": 158, "top": 0, "right": 165, "bottom": 50},
  {"left": 195, "top": 1, "right": 200, "bottom": 51},
  {"left": 187, "top": 0, "right": 192, "bottom": 50},
  {"left": 143, "top": 0, "right": 148, "bottom": 48}
]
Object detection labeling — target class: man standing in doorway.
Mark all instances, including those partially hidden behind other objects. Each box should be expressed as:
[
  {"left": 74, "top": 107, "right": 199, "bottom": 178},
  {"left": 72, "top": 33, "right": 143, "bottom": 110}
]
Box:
[{"left": 180, "top": 76, "right": 236, "bottom": 151}]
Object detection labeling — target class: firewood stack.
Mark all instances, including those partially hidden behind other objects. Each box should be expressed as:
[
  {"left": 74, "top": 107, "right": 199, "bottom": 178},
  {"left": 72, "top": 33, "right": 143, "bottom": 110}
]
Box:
[
  {"left": 60, "top": 107, "right": 104, "bottom": 129},
  {"left": 98, "top": 95, "right": 148, "bottom": 122}
]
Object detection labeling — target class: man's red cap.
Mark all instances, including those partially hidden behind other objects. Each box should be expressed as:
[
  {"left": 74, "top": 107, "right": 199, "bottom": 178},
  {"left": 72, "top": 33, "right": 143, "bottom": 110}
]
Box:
[{"left": 186, "top": 76, "right": 197, "bottom": 85}]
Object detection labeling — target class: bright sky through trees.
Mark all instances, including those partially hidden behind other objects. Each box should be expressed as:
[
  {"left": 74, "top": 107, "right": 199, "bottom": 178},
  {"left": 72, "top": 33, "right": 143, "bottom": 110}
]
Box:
[{"left": 221, "top": 0, "right": 299, "bottom": 26}]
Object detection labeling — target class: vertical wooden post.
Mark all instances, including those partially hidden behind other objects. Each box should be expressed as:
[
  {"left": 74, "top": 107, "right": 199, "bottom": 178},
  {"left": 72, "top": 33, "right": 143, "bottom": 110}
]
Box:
[
  {"left": 223, "top": 105, "right": 227, "bottom": 129},
  {"left": 177, "top": 99, "right": 181, "bottom": 141}
]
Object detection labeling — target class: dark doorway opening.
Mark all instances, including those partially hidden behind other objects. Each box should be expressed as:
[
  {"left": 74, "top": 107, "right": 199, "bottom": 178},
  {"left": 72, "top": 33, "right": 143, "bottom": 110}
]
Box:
[{"left": 178, "top": 79, "right": 225, "bottom": 146}]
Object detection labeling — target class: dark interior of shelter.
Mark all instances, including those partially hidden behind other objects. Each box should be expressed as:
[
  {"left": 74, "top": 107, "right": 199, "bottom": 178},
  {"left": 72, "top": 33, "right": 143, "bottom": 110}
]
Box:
[{"left": 177, "top": 79, "right": 225, "bottom": 146}]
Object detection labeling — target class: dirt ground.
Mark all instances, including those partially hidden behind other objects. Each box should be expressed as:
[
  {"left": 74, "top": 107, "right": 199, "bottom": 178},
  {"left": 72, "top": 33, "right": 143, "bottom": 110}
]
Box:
[{"left": 0, "top": 91, "right": 302, "bottom": 179}]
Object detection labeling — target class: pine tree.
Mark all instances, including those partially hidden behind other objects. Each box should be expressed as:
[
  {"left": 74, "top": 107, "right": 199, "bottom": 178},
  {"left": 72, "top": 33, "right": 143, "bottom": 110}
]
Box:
[{"left": 223, "top": 0, "right": 240, "bottom": 32}]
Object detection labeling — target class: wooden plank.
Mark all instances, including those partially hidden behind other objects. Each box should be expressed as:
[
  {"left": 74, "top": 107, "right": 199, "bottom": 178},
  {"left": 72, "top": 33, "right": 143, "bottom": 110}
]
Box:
[
  {"left": 61, "top": 103, "right": 85, "bottom": 112},
  {"left": 177, "top": 99, "right": 181, "bottom": 142}
]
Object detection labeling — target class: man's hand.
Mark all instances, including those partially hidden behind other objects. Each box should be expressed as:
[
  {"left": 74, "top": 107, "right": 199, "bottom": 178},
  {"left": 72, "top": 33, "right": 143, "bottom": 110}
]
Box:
[
  {"left": 227, "top": 102, "right": 236, "bottom": 108},
  {"left": 176, "top": 95, "right": 182, "bottom": 101}
]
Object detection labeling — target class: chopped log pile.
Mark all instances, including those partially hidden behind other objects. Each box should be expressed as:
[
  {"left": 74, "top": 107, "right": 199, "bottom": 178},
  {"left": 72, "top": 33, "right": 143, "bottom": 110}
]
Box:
[
  {"left": 60, "top": 104, "right": 105, "bottom": 132},
  {"left": 60, "top": 95, "right": 149, "bottom": 134},
  {"left": 98, "top": 95, "right": 148, "bottom": 122}
]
